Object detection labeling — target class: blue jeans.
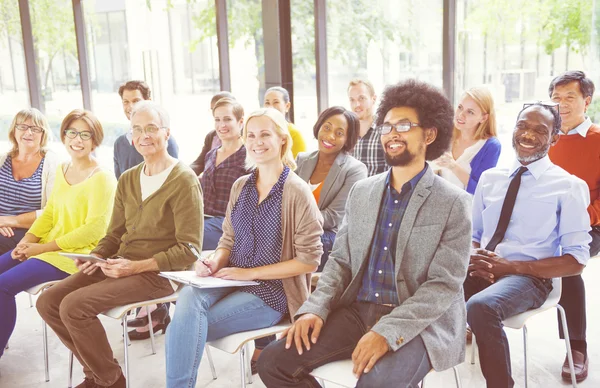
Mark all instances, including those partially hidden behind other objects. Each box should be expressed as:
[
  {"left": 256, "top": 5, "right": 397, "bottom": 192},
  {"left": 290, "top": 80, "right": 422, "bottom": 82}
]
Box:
[
  {"left": 318, "top": 230, "right": 336, "bottom": 272},
  {"left": 203, "top": 216, "right": 224, "bottom": 251},
  {"left": 464, "top": 274, "right": 552, "bottom": 388},
  {"left": 0, "top": 250, "right": 69, "bottom": 357},
  {"left": 165, "top": 286, "right": 284, "bottom": 388},
  {"left": 258, "top": 302, "right": 432, "bottom": 387},
  {"left": 0, "top": 227, "right": 28, "bottom": 256}
]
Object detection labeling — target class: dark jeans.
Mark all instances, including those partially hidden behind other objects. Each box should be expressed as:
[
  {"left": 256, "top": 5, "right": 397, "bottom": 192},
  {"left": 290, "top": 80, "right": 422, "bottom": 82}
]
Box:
[
  {"left": 0, "top": 228, "right": 28, "bottom": 256},
  {"left": 555, "top": 227, "right": 600, "bottom": 346},
  {"left": 258, "top": 302, "right": 432, "bottom": 388},
  {"left": 202, "top": 216, "right": 224, "bottom": 251},
  {"left": 317, "top": 230, "right": 336, "bottom": 272},
  {"left": 464, "top": 275, "right": 552, "bottom": 388}
]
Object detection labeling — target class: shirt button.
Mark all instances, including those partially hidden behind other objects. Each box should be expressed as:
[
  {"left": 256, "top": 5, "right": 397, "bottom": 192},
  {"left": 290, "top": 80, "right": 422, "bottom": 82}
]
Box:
[
  {"left": 375, "top": 293, "right": 380, "bottom": 297},
  {"left": 384, "top": 247, "right": 388, "bottom": 251},
  {"left": 388, "top": 223, "right": 392, "bottom": 227},
  {"left": 378, "top": 270, "right": 383, "bottom": 274},
  {"left": 394, "top": 200, "right": 398, "bottom": 204}
]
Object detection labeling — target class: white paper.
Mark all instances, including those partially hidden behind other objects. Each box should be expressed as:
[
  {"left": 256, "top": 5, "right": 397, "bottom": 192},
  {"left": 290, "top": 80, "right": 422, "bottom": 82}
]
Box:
[{"left": 159, "top": 271, "right": 258, "bottom": 288}]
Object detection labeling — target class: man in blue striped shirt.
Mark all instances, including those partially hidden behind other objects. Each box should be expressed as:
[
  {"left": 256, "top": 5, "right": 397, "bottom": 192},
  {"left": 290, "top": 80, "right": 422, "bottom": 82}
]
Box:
[{"left": 466, "top": 103, "right": 591, "bottom": 387}]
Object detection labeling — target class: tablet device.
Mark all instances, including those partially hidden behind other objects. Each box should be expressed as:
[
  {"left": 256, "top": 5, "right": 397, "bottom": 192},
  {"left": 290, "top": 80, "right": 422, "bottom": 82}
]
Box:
[{"left": 59, "top": 253, "right": 107, "bottom": 264}]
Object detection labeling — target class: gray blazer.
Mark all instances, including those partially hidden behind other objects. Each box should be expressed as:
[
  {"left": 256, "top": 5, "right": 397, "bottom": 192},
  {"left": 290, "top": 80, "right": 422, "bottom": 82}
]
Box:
[
  {"left": 296, "top": 166, "right": 472, "bottom": 371},
  {"left": 296, "top": 151, "right": 367, "bottom": 232}
]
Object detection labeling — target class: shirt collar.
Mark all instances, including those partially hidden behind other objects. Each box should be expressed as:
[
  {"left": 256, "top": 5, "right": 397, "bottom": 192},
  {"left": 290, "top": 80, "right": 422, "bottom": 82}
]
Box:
[
  {"left": 509, "top": 155, "right": 552, "bottom": 180},
  {"left": 385, "top": 164, "right": 428, "bottom": 192},
  {"left": 563, "top": 117, "right": 592, "bottom": 137},
  {"left": 126, "top": 130, "right": 133, "bottom": 144}
]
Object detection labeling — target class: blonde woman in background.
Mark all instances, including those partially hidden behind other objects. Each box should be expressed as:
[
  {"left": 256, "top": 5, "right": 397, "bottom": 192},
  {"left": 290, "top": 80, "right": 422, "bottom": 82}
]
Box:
[
  {"left": 0, "top": 109, "right": 59, "bottom": 254},
  {"left": 165, "top": 108, "right": 323, "bottom": 388},
  {"left": 435, "top": 87, "right": 501, "bottom": 194}
]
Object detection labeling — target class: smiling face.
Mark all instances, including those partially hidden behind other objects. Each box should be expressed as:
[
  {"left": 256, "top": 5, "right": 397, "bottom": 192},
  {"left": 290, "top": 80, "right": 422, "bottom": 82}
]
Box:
[
  {"left": 317, "top": 114, "right": 348, "bottom": 156},
  {"left": 245, "top": 115, "right": 286, "bottom": 166},
  {"left": 15, "top": 118, "right": 44, "bottom": 154},
  {"left": 380, "top": 107, "right": 433, "bottom": 167},
  {"left": 454, "top": 95, "right": 488, "bottom": 133},
  {"left": 348, "top": 83, "right": 376, "bottom": 120},
  {"left": 63, "top": 119, "right": 94, "bottom": 159},
  {"left": 214, "top": 104, "right": 243, "bottom": 141},
  {"left": 550, "top": 81, "right": 591, "bottom": 132},
  {"left": 263, "top": 90, "right": 290, "bottom": 116},
  {"left": 512, "top": 106, "right": 557, "bottom": 165},
  {"left": 131, "top": 110, "right": 170, "bottom": 158},
  {"left": 122, "top": 89, "right": 145, "bottom": 120}
]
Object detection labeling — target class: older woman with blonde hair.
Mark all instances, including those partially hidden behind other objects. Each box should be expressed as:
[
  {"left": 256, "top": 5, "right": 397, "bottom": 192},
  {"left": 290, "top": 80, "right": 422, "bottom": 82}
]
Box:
[
  {"left": 0, "top": 108, "right": 59, "bottom": 254},
  {"left": 165, "top": 108, "right": 323, "bottom": 388},
  {"left": 0, "top": 109, "right": 116, "bottom": 360},
  {"left": 434, "top": 86, "right": 501, "bottom": 194}
]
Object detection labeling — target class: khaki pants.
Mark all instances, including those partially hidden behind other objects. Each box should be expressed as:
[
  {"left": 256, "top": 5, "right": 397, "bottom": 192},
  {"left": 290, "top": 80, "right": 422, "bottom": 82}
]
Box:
[{"left": 36, "top": 270, "right": 173, "bottom": 386}]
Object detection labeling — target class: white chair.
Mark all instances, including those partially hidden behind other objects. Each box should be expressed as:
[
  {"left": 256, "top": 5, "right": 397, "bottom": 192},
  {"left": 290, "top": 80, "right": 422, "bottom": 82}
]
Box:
[
  {"left": 23, "top": 280, "right": 63, "bottom": 382},
  {"left": 470, "top": 277, "right": 577, "bottom": 387},
  {"left": 205, "top": 322, "right": 291, "bottom": 387},
  {"left": 309, "top": 359, "right": 462, "bottom": 387},
  {"left": 66, "top": 291, "right": 180, "bottom": 388}
]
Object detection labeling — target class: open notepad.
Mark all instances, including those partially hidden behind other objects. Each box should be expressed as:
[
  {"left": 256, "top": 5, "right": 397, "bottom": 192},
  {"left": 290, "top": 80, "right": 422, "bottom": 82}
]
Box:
[{"left": 159, "top": 271, "right": 258, "bottom": 288}]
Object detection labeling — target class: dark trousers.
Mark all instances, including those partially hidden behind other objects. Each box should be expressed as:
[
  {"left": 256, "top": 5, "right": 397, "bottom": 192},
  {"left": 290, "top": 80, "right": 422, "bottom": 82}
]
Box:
[
  {"left": 257, "top": 302, "right": 432, "bottom": 388},
  {"left": 36, "top": 270, "right": 173, "bottom": 386},
  {"left": 0, "top": 228, "right": 28, "bottom": 256},
  {"left": 556, "top": 227, "right": 600, "bottom": 346},
  {"left": 317, "top": 230, "right": 336, "bottom": 272},
  {"left": 465, "top": 275, "right": 552, "bottom": 388}
]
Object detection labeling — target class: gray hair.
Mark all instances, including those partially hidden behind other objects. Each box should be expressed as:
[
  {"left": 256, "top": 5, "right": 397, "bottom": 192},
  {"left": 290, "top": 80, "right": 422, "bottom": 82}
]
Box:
[{"left": 130, "top": 100, "right": 170, "bottom": 128}]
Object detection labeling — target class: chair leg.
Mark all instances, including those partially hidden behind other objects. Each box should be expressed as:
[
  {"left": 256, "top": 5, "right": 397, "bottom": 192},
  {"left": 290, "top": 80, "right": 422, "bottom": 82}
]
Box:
[
  {"left": 147, "top": 306, "right": 156, "bottom": 355},
  {"left": 205, "top": 346, "right": 218, "bottom": 379},
  {"left": 245, "top": 343, "right": 253, "bottom": 384},
  {"left": 28, "top": 293, "right": 33, "bottom": 308},
  {"left": 523, "top": 325, "right": 528, "bottom": 388},
  {"left": 43, "top": 321, "right": 49, "bottom": 382},
  {"left": 453, "top": 366, "right": 462, "bottom": 388},
  {"left": 68, "top": 350, "right": 73, "bottom": 388},
  {"left": 122, "top": 316, "right": 130, "bottom": 388},
  {"left": 239, "top": 344, "right": 247, "bottom": 387},
  {"left": 317, "top": 377, "right": 325, "bottom": 387},
  {"left": 470, "top": 334, "right": 476, "bottom": 365},
  {"left": 557, "top": 305, "right": 578, "bottom": 388}
]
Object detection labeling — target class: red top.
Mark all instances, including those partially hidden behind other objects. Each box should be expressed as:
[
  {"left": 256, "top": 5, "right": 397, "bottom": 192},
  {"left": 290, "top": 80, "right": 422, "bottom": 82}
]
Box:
[{"left": 548, "top": 123, "right": 600, "bottom": 226}]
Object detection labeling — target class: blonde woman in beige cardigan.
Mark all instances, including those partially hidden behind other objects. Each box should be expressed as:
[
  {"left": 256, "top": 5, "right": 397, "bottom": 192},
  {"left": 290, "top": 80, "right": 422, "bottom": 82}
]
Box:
[{"left": 165, "top": 108, "right": 323, "bottom": 388}]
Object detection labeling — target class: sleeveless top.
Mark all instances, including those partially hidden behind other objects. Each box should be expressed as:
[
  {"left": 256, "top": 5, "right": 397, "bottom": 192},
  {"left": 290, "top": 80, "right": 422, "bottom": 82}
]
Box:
[{"left": 0, "top": 156, "right": 44, "bottom": 216}]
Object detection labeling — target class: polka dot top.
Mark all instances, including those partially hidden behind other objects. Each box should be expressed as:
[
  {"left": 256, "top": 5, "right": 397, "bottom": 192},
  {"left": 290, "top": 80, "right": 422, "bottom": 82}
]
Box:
[{"left": 228, "top": 166, "right": 290, "bottom": 314}]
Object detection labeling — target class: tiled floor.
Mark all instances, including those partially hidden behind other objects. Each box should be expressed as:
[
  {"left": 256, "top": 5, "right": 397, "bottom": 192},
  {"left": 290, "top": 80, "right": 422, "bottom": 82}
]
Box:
[{"left": 2, "top": 258, "right": 599, "bottom": 387}]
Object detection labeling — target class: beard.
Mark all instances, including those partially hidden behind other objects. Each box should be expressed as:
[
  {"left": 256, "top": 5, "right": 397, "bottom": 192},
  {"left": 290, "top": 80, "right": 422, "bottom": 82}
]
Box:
[
  {"left": 384, "top": 142, "right": 415, "bottom": 166},
  {"left": 512, "top": 137, "right": 551, "bottom": 164}
]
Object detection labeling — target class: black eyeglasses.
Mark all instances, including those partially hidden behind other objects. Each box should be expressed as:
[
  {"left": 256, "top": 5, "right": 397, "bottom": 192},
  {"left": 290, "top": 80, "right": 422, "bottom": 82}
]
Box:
[
  {"left": 378, "top": 119, "right": 421, "bottom": 135},
  {"left": 523, "top": 101, "right": 560, "bottom": 114},
  {"left": 64, "top": 128, "right": 93, "bottom": 141},
  {"left": 16, "top": 124, "right": 44, "bottom": 134}
]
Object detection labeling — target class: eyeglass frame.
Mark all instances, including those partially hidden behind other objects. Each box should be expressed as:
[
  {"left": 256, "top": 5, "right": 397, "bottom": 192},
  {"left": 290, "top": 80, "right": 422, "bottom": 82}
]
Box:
[
  {"left": 377, "top": 119, "right": 421, "bottom": 135},
  {"left": 15, "top": 123, "right": 44, "bottom": 134},
  {"left": 64, "top": 128, "right": 93, "bottom": 141},
  {"left": 522, "top": 101, "right": 560, "bottom": 114},
  {"left": 131, "top": 124, "right": 167, "bottom": 137}
]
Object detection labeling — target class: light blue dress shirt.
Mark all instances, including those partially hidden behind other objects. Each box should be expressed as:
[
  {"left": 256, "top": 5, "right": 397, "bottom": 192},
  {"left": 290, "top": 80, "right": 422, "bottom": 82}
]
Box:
[
  {"left": 472, "top": 155, "right": 591, "bottom": 265},
  {"left": 562, "top": 116, "right": 592, "bottom": 137}
]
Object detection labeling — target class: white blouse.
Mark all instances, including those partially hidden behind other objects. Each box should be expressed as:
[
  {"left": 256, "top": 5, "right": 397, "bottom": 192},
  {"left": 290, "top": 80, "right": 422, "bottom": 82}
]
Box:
[{"left": 440, "top": 139, "right": 486, "bottom": 190}]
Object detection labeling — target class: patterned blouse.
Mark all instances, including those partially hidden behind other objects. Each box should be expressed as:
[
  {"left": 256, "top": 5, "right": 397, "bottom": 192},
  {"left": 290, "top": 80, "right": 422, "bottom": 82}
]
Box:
[
  {"left": 0, "top": 156, "right": 44, "bottom": 216},
  {"left": 228, "top": 166, "right": 290, "bottom": 314}
]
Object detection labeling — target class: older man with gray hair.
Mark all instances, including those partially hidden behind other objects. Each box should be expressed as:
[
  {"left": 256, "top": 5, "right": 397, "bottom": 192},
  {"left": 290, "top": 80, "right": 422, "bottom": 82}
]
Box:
[{"left": 37, "top": 101, "right": 203, "bottom": 388}]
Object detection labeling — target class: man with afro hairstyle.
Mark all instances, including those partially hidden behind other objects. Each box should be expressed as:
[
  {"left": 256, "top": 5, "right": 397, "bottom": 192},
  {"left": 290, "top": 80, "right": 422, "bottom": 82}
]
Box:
[{"left": 257, "top": 79, "right": 472, "bottom": 387}]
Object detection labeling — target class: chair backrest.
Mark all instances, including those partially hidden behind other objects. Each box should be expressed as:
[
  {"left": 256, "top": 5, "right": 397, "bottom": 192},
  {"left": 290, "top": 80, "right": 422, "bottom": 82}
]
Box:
[{"left": 309, "top": 359, "right": 357, "bottom": 388}]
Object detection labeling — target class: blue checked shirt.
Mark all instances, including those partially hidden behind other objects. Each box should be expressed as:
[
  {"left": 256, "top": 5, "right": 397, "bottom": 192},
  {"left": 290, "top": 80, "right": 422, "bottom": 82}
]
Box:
[{"left": 357, "top": 165, "right": 428, "bottom": 305}]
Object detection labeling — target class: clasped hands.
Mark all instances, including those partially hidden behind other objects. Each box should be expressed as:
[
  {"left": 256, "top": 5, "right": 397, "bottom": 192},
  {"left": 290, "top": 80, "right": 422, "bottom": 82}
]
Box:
[
  {"left": 11, "top": 242, "right": 45, "bottom": 261},
  {"left": 282, "top": 313, "right": 390, "bottom": 379},
  {"left": 469, "top": 248, "right": 515, "bottom": 283}
]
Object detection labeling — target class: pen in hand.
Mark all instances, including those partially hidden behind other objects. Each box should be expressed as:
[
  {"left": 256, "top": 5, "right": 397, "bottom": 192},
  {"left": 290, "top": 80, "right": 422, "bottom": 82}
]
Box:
[{"left": 186, "top": 243, "right": 213, "bottom": 276}]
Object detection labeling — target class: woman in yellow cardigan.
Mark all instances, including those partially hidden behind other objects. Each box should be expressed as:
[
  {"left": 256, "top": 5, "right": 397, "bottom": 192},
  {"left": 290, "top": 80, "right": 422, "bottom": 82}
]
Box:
[
  {"left": 263, "top": 86, "right": 307, "bottom": 157},
  {"left": 0, "top": 109, "right": 116, "bottom": 358}
]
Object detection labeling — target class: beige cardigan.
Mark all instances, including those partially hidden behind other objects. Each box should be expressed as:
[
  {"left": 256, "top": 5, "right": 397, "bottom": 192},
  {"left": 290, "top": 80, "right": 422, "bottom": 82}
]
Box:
[
  {"left": 0, "top": 150, "right": 60, "bottom": 217},
  {"left": 218, "top": 170, "right": 324, "bottom": 318}
]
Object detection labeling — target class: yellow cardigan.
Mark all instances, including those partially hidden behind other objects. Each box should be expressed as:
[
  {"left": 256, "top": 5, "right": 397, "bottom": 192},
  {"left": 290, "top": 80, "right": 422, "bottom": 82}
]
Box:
[
  {"left": 28, "top": 166, "right": 117, "bottom": 274},
  {"left": 288, "top": 122, "right": 307, "bottom": 158}
]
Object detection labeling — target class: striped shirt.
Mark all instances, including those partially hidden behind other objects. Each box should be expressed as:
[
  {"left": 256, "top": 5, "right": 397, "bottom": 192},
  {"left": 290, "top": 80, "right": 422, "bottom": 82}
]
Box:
[
  {"left": 200, "top": 146, "right": 248, "bottom": 217},
  {"left": 228, "top": 166, "right": 289, "bottom": 314},
  {"left": 357, "top": 165, "right": 428, "bottom": 305},
  {"left": 352, "top": 119, "right": 389, "bottom": 177},
  {"left": 0, "top": 156, "right": 44, "bottom": 216}
]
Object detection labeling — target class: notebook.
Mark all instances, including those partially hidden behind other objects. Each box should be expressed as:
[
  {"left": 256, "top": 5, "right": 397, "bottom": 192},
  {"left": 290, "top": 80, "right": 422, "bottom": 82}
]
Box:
[{"left": 159, "top": 271, "right": 258, "bottom": 288}]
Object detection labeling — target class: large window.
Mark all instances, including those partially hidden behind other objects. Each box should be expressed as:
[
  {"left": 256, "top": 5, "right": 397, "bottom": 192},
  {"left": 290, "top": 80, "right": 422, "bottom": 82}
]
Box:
[
  {"left": 455, "top": 0, "right": 600, "bottom": 167},
  {"left": 326, "top": 0, "right": 444, "bottom": 108}
]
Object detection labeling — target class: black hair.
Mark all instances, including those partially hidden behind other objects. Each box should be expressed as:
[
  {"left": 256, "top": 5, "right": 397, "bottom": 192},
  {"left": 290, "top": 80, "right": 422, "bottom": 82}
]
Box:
[
  {"left": 376, "top": 79, "right": 453, "bottom": 160},
  {"left": 548, "top": 70, "right": 595, "bottom": 99},
  {"left": 516, "top": 103, "right": 562, "bottom": 135},
  {"left": 312, "top": 106, "right": 360, "bottom": 153}
]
